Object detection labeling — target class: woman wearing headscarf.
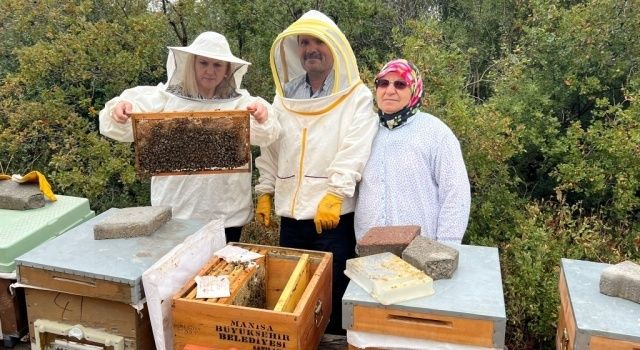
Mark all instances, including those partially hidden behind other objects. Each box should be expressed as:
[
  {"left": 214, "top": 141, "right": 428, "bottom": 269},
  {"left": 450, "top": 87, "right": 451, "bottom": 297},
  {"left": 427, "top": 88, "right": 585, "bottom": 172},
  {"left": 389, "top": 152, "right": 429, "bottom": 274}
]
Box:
[
  {"left": 99, "top": 32, "right": 280, "bottom": 243},
  {"left": 354, "top": 59, "right": 471, "bottom": 243}
]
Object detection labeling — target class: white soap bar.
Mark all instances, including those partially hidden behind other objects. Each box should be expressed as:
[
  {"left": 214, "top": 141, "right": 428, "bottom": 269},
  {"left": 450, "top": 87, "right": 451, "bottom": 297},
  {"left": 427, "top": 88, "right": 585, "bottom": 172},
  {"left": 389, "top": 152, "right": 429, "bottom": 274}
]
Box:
[{"left": 344, "top": 252, "right": 434, "bottom": 305}]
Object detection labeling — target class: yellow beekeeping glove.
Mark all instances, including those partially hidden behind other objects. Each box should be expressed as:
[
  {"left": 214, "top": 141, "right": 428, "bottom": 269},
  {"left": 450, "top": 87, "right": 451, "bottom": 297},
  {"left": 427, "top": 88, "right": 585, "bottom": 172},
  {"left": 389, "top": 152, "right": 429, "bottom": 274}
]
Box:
[
  {"left": 12, "top": 171, "right": 57, "bottom": 201},
  {"left": 0, "top": 174, "right": 11, "bottom": 181},
  {"left": 255, "top": 193, "right": 273, "bottom": 227},
  {"left": 314, "top": 193, "right": 343, "bottom": 234}
]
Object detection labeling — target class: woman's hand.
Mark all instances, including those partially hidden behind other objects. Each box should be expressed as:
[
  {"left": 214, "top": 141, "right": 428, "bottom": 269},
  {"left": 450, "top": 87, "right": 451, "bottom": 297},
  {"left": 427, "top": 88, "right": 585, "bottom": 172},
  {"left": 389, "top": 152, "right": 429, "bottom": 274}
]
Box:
[
  {"left": 113, "top": 101, "right": 133, "bottom": 124},
  {"left": 246, "top": 102, "right": 268, "bottom": 124}
]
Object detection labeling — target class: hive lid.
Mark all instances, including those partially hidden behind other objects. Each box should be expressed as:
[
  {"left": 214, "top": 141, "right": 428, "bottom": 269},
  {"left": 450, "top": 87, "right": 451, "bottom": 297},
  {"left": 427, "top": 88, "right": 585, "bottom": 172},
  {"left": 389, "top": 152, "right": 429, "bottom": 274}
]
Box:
[
  {"left": 343, "top": 243, "right": 506, "bottom": 320},
  {"left": 0, "top": 195, "right": 94, "bottom": 273},
  {"left": 16, "top": 208, "right": 204, "bottom": 303}
]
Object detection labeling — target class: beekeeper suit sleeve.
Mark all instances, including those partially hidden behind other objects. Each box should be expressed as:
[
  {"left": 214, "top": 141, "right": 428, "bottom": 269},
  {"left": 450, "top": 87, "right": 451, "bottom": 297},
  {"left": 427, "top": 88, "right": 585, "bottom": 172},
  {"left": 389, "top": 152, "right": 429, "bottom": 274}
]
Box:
[
  {"left": 99, "top": 84, "right": 167, "bottom": 142},
  {"left": 245, "top": 93, "right": 280, "bottom": 147},
  {"left": 325, "top": 89, "right": 378, "bottom": 198},
  {"left": 254, "top": 142, "right": 278, "bottom": 196}
]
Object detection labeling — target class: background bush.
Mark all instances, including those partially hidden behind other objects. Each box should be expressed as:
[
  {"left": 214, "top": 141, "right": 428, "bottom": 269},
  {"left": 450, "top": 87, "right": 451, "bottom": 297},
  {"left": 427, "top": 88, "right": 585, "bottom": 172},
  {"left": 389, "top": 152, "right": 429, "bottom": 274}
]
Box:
[{"left": 1, "top": 0, "right": 638, "bottom": 348}]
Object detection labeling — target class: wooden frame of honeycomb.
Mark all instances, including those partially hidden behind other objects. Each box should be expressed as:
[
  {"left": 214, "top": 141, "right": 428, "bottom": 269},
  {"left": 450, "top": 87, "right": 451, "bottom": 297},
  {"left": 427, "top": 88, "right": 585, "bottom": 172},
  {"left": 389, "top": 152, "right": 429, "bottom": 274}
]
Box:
[{"left": 131, "top": 110, "right": 250, "bottom": 176}]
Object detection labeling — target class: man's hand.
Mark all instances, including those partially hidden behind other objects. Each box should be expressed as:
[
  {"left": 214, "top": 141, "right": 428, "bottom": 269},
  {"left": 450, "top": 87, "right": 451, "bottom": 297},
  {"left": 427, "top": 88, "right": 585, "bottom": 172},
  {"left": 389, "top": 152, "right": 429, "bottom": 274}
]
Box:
[
  {"left": 113, "top": 101, "right": 133, "bottom": 124},
  {"left": 247, "top": 102, "right": 268, "bottom": 124},
  {"left": 314, "top": 193, "right": 343, "bottom": 234},
  {"left": 255, "top": 193, "right": 273, "bottom": 226}
]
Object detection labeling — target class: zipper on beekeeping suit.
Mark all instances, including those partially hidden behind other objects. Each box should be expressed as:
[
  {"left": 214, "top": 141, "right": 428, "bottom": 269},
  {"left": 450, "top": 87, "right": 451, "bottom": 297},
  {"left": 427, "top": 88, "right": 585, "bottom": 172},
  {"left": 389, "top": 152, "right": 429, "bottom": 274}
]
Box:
[{"left": 290, "top": 128, "right": 308, "bottom": 217}]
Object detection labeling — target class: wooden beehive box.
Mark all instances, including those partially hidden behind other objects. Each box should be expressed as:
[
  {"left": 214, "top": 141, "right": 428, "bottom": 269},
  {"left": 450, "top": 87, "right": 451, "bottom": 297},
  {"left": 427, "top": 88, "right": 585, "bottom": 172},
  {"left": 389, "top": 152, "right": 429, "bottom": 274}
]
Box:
[
  {"left": 172, "top": 243, "right": 332, "bottom": 350},
  {"left": 15, "top": 208, "right": 205, "bottom": 350},
  {"left": 131, "top": 110, "right": 250, "bottom": 176},
  {"left": 343, "top": 244, "right": 506, "bottom": 349},
  {"left": 557, "top": 258, "right": 640, "bottom": 350}
]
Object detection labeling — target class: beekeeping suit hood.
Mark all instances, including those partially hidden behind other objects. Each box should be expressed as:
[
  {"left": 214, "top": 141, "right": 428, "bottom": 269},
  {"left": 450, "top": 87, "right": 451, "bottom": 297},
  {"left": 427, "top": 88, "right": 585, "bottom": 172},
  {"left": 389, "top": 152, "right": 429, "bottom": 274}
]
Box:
[
  {"left": 271, "top": 10, "right": 362, "bottom": 114},
  {"left": 256, "top": 10, "right": 377, "bottom": 220},
  {"left": 166, "top": 31, "right": 249, "bottom": 98}
]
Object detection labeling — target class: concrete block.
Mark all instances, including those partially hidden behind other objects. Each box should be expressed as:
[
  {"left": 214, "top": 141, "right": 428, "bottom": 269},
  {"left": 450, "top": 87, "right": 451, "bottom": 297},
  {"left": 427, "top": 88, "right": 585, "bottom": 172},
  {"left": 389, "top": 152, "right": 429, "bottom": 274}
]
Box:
[
  {"left": 0, "top": 181, "right": 45, "bottom": 210},
  {"left": 93, "top": 206, "right": 172, "bottom": 240},
  {"left": 600, "top": 260, "right": 640, "bottom": 304},
  {"left": 402, "top": 236, "right": 459, "bottom": 280},
  {"left": 356, "top": 225, "right": 420, "bottom": 257}
]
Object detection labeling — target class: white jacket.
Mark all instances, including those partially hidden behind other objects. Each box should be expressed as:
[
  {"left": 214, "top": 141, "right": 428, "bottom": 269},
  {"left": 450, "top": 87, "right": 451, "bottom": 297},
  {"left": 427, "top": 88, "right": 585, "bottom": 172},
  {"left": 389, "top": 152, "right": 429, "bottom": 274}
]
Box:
[
  {"left": 255, "top": 11, "right": 377, "bottom": 220},
  {"left": 99, "top": 32, "right": 279, "bottom": 227}
]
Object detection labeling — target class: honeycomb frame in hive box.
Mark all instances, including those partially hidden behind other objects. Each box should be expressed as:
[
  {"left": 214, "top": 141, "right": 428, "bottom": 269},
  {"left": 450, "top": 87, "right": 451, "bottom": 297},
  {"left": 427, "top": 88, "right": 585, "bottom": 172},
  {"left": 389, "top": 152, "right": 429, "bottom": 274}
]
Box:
[
  {"left": 172, "top": 243, "right": 333, "bottom": 350},
  {"left": 131, "top": 110, "right": 250, "bottom": 177}
]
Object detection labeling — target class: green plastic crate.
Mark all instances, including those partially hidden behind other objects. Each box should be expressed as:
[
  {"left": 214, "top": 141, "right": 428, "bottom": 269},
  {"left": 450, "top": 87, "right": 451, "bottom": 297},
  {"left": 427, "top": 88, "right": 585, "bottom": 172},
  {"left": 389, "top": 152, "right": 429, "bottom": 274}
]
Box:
[{"left": 0, "top": 195, "right": 94, "bottom": 273}]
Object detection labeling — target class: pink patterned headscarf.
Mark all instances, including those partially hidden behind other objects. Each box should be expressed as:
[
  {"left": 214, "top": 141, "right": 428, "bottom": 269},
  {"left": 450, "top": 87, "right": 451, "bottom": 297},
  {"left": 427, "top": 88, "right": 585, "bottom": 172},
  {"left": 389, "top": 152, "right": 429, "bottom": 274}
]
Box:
[
  {"left": 375, "top": 59, "right": 425, "bottom": 129},
  {"left": 376, "top": 59, "right": 424, "bottom": 110}
]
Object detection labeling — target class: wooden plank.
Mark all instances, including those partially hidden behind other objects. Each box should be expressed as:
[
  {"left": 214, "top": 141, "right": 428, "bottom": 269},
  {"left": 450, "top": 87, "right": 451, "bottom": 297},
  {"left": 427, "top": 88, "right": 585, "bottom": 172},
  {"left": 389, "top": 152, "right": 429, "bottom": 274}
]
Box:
[
  {"left": 292, "top": 252, "right": 332, "bottom": 350},
  {"left": 273, "top": 254, "right": 310, "bottom": 312},
  {"left": 266, "top": 257, "right": 299, "bottom": 309},
  {"left": 556, "top": 304, "right": 569, "bottom": 350},
  {"left": 589, "top": 335, "right": 640, "bottom": 350},
  {"left": 18, "top": 265, "right": 132, "bottom": 304},
  {"left": 558, "top": 268, "right": 577, "bottom": 350},
  {"left": 173, "top": 300, "right": 297, "bottom": 350},
  {"left": 351, "top": 304, "right": 496, "bottom": 348}
]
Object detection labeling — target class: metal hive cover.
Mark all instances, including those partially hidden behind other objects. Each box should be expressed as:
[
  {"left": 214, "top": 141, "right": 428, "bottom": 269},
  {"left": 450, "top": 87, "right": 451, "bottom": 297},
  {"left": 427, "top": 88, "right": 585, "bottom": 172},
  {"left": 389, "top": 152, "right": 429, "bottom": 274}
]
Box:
[{"left": 16, "top": 208, "right": 204, "bottom": 304}]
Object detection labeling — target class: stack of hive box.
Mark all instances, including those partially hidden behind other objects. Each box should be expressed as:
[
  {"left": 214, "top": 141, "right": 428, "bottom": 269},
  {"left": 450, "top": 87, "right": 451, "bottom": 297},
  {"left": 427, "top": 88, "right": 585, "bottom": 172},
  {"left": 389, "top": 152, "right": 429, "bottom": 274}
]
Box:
[
  {"left": 343, "top": 225, "right": 506, "bottom": 350},
  {"left": 16, "top": 207, "right": 204, "bottom": 350}
]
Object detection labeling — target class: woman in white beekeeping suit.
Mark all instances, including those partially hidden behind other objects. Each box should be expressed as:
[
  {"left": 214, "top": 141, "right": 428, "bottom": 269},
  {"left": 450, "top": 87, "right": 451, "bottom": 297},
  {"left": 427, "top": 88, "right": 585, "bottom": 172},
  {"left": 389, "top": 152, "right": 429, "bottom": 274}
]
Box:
[
  {"left": 254, "top": 10, "right": 378, "bottom": 335},
  {"left": 99, "top": 31, "right": 280, "bottom": 243}
]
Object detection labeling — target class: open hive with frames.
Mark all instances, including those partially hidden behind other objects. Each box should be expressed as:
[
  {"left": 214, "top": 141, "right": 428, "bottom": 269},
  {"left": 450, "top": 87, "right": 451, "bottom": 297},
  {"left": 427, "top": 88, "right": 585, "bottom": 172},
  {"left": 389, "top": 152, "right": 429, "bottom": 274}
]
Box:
[
  {"left": 131, "top": 110, "right": 250, "bottom": 177},
  {"left": 172, "top": 243, "right": 333, "bottom": 350}
]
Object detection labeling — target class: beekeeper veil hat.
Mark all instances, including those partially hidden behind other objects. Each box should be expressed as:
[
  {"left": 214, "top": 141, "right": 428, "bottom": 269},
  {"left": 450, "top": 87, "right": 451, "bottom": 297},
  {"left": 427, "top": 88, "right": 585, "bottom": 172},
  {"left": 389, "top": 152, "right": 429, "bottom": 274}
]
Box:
[
  {"left": 270, "top": 10, "right": 363, "bottom": 113},
  {"left": 166, "top": 32, "right": 250, "bottom": 98}
]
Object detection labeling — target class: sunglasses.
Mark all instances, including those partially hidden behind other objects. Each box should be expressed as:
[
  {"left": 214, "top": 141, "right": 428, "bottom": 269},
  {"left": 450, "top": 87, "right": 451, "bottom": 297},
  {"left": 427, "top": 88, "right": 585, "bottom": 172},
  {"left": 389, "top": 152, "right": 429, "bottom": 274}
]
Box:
[{"left": 375, "top": 79, "right": 409, "bottom": 90}]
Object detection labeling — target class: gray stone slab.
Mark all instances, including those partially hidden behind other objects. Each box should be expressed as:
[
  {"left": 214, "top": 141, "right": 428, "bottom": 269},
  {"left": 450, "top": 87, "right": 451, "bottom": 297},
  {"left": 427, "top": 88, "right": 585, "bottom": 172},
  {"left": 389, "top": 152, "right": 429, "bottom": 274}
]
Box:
[
  {"left": 402, "top": 236, "right": 459, "bottom": 280},
  {"left": 93, "top": 206, "right": 172, "bottom": 240},
  {"left": 16, "top": 208, "right": 204, "bottom": 304},
  {"left": 356, "top": 225, "right": 420, "bottom": 257},
  {"left": 0, "top": 181, "right": 44, "bottom": 210},
  {"left": 562, "top": 258, "right": 640, "bottom": 346},
  {"left": 343, "top": 244, "right": 506, "bottom": 349},
  {"left": 600, "top": 260, "right": 640, "bottom": 304}
]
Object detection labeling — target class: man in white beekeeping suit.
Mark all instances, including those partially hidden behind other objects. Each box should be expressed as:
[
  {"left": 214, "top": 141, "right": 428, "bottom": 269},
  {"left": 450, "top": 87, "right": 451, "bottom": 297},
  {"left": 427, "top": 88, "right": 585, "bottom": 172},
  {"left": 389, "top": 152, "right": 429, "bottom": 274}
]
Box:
[{"left": 254, "top": 10, "right": 378, "bottom": 335}]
